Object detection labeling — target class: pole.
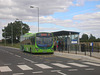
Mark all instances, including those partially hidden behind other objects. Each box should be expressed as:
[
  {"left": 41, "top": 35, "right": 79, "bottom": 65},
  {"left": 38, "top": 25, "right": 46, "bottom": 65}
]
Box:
[
  {"left": 4, "top": 27, "right": 6, "bottom": 46},
  {"left": 16, "top": 19, "right": 23, "bottom": 35},
  {"left": 90, "top": 46, "right": 92, "bottom": 57},
  {"left": 20, "top": 21, "right": 23, "bottom": 35},
  {"left": 37, "top": 7, "right": 39, "bottom": 32},
  {"left": 30, "top": 6, "right": 39, "bottom": 32},
  {"left": 11, "top": 24, "right": 13, "bottom": 46}
]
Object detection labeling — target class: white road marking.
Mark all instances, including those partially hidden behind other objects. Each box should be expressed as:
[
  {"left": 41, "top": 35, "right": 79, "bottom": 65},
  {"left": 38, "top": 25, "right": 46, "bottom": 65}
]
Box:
[
  {"left": 4, "top": 63, "right": 11, "bottom": 66},
  {"left": 0, "top": 66, "right": 12, "bottom": 72},
  {"left": 32, "top": 71, "right": 43, "bottom": 74},
  {"left": 83, "top": 62, "right": 100, "bottom": 66},
  {"left": 18, "top": 63, "right": 25, "bottom": 65},
  {"left": 13, "top": 73, "right": 24, "bottom": 75},
  {"left": 24, "top": 58, "right": 30, "bottom": 61},
  {"left": 51, "top": 70, "right": 67, "bottom": 75},
  {"left": 85, "top": 68, "right": 94, "bottom": 71},
  {"left": 68, "top": 69, "right": 78, "bottom": 71},
  {"left": 57, "top": 71, "right": 67, "bottom": 75},
  {"left": 15, "top": 55, "right": 20, "bottom": 57},
  {"left": 35, "top": 64, "right": 52, "bottom": 69},
  {"left": 51, "top": 70, "right": 61, "bottom": 72},
  {"left": 24, "top": 58, "right": 37, "bottom": 63},
  {"left": 17, "top": 65, "right": 33, "bottom": 70},
  {"left": 67, "top": 63, "right": 88, "bottom": 67},
  {"left": 52, "top": 63, "right": 71, "bottom": 68}
]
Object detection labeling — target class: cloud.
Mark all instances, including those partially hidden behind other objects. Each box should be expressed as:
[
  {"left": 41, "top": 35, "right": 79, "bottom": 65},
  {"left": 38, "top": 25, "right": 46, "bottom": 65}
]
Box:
[
  {"left": 39, "top": 16, "right": 74, "bottom": 27},
  {"left": 75, "top": 0, "right": 85, "bottom": 6},
  {"left": 0, "top": 21, "right": 8, "bottom": 39},
  {"left": 0, "top": 0, "right": 100, "bottom": 39},
  {"left": 0, "top": 0, "right": 74, "bottom": 21},
  {"left": 73, "top": 12, "right": 100, "bottom": 38},
  {"left": 96, "top": 5, "right": 100, "bottom": 8},
  {"left": 73, "top": 12, "right": 100, "bottom": 20},
  {"left": 29, "top": 24, "right": 59, "bottom": 33},
  {"left": 75, "top": 0, "right": 100, "bottom": 6},
  {"left": 0, "top": 0, "right": 99, "bottom": 21}
]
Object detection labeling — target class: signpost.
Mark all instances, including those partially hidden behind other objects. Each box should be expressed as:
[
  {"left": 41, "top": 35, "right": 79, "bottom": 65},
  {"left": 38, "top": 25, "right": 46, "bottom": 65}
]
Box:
[{"left": 90, "top": 42, "right": 93, "bottom": 57}]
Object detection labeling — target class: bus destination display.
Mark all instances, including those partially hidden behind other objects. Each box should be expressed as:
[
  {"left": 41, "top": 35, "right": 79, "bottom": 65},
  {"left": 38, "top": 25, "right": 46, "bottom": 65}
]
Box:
[{"left": 36, "top": 33, "right": 51, "bottom": 36}]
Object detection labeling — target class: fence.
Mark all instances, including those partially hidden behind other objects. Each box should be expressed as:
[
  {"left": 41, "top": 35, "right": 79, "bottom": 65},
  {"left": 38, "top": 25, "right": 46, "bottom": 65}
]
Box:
[{"left": 55, "top": 42, "right": 100, "bottom": 59}]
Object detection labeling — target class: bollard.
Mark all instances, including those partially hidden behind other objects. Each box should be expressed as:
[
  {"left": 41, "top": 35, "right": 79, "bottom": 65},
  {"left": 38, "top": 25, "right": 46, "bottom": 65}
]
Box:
[
  {"left": 75, "top": 45, "right": 77, "bottom": 54},
  {"left": 68, "top": 45, "right": 69, "bottom": 53},
  {"left": 90, "top": 43, "right": 93, "bottom": 57},
  {"left": 84, "top": 44, "right": 86, "bottom": 56},
  {"left": 90, "top": 46, "right": 92, "bottom": 57},
  {"left": 98, "top": 44, "right": 99, "bottom": 53}
]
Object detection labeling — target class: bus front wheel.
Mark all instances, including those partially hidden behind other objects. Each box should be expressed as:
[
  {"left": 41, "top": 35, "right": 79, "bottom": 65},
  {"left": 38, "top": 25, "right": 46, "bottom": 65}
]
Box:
[{"left": 21, "top": 45, "right": 25, "bottom": 52}]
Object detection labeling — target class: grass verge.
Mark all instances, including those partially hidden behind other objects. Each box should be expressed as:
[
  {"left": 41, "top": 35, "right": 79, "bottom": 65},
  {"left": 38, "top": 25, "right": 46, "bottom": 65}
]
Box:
[{"left": 0, "top": 43, "right": 20, "bottom": 48}]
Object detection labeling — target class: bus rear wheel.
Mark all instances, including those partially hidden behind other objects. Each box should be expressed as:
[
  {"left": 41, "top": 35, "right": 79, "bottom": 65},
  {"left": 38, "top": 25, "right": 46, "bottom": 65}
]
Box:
[{"left": 30, "top": 48, "right": 32, "bottom": 53}]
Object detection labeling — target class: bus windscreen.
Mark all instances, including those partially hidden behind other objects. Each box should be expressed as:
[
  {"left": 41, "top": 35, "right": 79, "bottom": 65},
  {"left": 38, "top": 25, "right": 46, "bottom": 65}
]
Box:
[{"left": 36, "top": 33, "right": 53, "bottom": 48}]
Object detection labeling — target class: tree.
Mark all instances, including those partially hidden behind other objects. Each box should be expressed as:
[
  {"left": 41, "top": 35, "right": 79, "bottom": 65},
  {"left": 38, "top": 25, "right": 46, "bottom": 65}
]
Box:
[
  {"left": 2, "top": 21, "right": 30, "bottom": 43},
  {"left": 96, "top": 38, "right": 100, "bottom": 42},
  {"left": 89, "top": 34, "right": 96, "bottom": 42},
  {"left": 80, "top": 34, "right": 89, "bottom": 42}
]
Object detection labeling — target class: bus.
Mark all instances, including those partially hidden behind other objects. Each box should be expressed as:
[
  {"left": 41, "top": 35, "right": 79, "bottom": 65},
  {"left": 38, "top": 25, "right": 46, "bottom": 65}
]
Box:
[{"left": 20, "top": 32, "right": 54, "bottom": 54}]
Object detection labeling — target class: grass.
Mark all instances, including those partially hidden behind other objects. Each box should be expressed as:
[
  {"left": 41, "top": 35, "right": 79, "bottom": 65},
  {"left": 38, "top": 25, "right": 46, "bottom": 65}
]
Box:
[{"left": 0, "top": 43, "right": 20, "bottom": 48}]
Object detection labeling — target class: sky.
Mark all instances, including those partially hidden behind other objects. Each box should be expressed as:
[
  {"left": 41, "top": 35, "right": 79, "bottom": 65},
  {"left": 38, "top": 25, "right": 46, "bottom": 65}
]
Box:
[{"left": 0, "top": 0, "right": 100, "bottom": 39}]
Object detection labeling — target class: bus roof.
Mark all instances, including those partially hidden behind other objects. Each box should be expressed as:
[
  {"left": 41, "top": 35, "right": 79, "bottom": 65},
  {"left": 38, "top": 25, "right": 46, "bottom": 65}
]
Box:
[
  {"left": 23, "top": 32, "right": 52, "bottom": 37},
  {"left": 24, "top": 33, "right": 34, "bottom": 37}
]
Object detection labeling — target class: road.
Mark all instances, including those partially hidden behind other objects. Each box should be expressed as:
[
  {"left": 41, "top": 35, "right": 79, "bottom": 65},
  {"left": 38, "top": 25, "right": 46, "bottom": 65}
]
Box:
[{"left": 0, "top": 46, "right": 100, "bottom": 75}]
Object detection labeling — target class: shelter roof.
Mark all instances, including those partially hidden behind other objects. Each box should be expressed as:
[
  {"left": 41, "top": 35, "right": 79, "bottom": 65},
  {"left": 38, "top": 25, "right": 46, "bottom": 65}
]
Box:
[{"left": 52, "top": 30, "right": 79, "bottom": 36}]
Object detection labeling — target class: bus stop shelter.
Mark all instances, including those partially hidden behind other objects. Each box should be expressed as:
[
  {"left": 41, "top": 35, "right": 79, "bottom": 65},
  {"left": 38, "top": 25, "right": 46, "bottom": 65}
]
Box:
[{"left": 52, "top": 30, "right": 80, "bottom": 52}]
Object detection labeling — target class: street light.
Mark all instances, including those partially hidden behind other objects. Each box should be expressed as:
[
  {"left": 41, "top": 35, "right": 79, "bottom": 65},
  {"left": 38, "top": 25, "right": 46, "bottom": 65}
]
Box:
[
  {"left": 30, "top": 6, "right": 39, "bottom": 32},
  {"left": 4, "top": 26, "right": 6, "bottom": 46},
  {"left": 11, "top": 23, "right": 13, "bottom": 46}
]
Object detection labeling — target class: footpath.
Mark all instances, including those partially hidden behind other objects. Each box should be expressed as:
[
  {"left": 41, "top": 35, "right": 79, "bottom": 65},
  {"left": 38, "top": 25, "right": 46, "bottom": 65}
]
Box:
[{"left": 54, "top": 51, "right": 100, "bottom": 63}]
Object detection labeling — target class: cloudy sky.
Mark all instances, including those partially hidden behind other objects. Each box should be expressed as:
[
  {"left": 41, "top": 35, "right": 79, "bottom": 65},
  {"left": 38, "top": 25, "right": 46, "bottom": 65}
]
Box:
[{"left": 0, "top": 0, "right": 100, "bottom": 39}]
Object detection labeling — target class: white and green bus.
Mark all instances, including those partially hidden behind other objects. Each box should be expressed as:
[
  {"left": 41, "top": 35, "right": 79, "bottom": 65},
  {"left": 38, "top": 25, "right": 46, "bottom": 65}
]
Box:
[{"left": 20, "top": 32, "right": 54, "bottom": 54}]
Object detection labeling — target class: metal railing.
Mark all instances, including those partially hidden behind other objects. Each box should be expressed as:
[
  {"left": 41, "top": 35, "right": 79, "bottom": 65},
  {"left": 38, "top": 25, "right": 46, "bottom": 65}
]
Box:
[{"left": 54, "top": 42, "right": 100, "bottom": 59}]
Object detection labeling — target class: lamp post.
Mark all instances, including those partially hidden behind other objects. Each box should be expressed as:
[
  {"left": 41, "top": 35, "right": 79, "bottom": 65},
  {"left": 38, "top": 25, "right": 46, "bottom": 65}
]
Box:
[
  {"left": 11, "top": 23, "right": 13, "bottom": 46},
  {"left": 20, "top": 20, "right": 23, "bottom": 36},
  {"left": 4, "top": 27, "right": 6, "bottom": 46},
  {"left": 30, "top": 6, "right": 39, "bottom": 32}
]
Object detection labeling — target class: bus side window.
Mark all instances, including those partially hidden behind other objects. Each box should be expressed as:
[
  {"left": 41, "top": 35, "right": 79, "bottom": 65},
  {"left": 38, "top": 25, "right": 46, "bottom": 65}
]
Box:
[
  {"left": 33, "top": 37, "right": 35, "bottom": 45},
  {"left": 31, "top": 36, "right": 35, "bottom": 45},
  {"left": 27, "top": 43, "right": 30, "bottom": 45}
]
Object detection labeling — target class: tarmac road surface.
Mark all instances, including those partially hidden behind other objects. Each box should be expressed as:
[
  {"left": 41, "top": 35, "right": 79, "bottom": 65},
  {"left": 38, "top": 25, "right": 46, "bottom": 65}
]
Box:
[{"left": 0, "top": 46, "right": 100, "bottom": 75}]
